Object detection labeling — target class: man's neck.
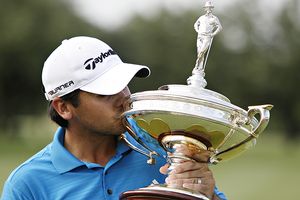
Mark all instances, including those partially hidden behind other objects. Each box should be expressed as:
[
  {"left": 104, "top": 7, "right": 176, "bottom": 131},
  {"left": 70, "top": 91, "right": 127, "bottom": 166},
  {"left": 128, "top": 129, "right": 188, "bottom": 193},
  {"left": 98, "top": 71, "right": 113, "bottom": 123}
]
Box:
[{"left": 64, "top": 128, "right": 118, "bottom": 166}]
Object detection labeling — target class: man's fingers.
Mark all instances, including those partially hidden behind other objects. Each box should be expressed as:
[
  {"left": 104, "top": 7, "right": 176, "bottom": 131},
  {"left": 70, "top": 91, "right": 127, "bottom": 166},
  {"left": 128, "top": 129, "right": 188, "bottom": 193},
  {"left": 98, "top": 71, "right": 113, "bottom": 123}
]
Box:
[
  {"left": 168, "top": 170, "right": 214, "bottom": 183},
  {"left": 169, "top": 161, "right": 208, "bottom": 175},
  {"left": 165, "top": 177, "right": 215, "bottom": 199}
]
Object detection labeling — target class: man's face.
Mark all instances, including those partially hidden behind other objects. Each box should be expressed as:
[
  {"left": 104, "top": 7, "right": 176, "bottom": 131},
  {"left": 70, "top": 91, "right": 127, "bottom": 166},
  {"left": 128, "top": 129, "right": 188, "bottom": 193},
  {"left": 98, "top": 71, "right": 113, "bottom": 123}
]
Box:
[{"left": 69, "top": 87, "right": 131, "bottom": 136}]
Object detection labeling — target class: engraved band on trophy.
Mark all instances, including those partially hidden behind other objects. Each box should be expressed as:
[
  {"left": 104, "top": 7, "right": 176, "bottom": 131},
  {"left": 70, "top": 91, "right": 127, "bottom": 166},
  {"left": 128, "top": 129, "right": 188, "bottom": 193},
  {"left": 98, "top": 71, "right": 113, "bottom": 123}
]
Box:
[{"left": 119, "top": 1, "right": 273, "bottom": 200}]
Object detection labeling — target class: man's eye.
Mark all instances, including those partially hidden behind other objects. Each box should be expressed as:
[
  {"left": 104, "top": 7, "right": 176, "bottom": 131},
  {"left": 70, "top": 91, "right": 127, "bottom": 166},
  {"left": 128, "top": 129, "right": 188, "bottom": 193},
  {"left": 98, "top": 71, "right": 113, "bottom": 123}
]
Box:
[{"left": 96, "top": 94, "right": 113, "bottom": 100}]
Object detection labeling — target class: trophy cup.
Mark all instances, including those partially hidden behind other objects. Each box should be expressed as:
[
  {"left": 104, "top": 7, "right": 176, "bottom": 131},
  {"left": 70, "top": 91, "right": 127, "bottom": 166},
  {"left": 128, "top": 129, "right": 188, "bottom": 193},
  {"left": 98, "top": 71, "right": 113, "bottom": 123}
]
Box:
[{"left": 120, "top": 1, "right": 273, "bottom": 199}]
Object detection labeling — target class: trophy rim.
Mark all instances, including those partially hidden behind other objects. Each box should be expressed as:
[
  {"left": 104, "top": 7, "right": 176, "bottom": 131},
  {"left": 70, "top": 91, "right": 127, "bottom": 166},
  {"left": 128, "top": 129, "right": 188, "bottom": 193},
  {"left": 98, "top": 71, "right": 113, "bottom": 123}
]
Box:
[
  {"left": 123, "top": 109, "right": 257, "bottom": 137},
  {"left": 129, "top": 88, "right": 248, "bottom": 115}
]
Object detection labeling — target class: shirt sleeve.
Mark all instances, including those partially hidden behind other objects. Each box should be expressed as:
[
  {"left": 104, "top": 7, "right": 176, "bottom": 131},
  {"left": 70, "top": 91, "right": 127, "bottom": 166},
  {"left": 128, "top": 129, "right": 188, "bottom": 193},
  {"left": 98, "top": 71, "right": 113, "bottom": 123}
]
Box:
[
  {"left": 1, "top": 181, "right": 32, "bottom": 200},
  {"left": 214, "top": 186, "right": 227, "bottom": 200}
]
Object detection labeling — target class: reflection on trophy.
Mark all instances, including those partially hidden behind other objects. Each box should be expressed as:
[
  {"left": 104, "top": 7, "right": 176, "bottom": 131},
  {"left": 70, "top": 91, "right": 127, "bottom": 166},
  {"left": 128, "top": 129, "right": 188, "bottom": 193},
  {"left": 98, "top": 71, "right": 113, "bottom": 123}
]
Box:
[{"left": 120, "top": 1, "right": 273, "bottom": 199}]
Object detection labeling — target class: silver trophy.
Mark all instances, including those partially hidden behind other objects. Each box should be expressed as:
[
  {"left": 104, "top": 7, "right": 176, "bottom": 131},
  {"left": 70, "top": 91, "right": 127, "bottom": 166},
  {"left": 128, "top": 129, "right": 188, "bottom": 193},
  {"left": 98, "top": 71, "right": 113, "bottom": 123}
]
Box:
[{"left": 120, "top": 1, "right": 273, "bottom": 200}]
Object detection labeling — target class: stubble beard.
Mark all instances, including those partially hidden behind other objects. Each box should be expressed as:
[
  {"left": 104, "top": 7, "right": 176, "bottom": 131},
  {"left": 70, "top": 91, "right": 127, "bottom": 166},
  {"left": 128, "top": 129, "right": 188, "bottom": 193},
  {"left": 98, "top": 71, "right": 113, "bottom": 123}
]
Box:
[{"left": 113, "top": 112, "right": 127, "bottom": 134}]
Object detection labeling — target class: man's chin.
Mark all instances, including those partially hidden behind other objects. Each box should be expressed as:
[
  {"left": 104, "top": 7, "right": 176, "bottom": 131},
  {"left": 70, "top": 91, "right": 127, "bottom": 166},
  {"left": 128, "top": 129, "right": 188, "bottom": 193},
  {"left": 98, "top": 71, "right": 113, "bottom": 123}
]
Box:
[
  {"left": 119, "top": 126, "right": 127, "bottom": 134},
  {"left": 115, "top": 122, "right": 127, "bottom": 134}
]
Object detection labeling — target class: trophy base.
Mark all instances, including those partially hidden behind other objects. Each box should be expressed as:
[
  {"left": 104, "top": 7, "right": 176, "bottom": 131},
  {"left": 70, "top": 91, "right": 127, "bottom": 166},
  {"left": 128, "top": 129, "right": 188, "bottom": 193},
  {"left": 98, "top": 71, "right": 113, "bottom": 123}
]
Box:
[{"left": 120, "top": 185, "right": 209, "bottom": 200}]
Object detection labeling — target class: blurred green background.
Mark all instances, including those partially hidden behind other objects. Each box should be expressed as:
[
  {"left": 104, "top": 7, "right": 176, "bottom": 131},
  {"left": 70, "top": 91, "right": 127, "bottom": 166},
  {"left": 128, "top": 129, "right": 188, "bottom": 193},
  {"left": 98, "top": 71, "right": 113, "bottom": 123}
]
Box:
[{"left": 1, "top": 0, "right": 299, "bottom": 199}]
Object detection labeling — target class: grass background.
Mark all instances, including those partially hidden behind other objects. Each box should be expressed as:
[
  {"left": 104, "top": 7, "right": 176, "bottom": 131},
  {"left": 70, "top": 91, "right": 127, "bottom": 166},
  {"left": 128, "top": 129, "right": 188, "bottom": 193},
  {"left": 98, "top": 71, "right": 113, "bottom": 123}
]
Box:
[{"left": 0, "top": 118, "right": 299, "bottom": 199}]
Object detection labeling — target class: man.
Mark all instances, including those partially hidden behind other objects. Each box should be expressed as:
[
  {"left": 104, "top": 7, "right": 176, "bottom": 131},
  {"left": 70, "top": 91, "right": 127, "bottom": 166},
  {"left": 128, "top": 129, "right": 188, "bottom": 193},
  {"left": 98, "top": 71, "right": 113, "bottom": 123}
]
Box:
[
  {"left": 194, "top": 1, "right": 222, "bottom": 70},
  {"left": 1, "top": 36, "right": 226, "bottom": 200}
]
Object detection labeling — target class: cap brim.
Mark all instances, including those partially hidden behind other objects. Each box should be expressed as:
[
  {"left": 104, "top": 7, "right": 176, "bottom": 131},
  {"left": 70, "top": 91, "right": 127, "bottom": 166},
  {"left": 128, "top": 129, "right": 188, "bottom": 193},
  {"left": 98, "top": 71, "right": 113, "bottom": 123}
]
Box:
[{"left": 80, "top": 63, "right": 150, "bottom": 95}]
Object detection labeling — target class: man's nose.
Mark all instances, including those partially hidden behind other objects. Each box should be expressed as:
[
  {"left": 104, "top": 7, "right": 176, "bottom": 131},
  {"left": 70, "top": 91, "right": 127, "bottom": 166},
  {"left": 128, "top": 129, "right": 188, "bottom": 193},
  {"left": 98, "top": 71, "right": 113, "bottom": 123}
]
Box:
[
  {"left": 120, "top": 86, "right": 131, "bottom": 98},
  {"left": 118, "top": 87, "right": 131, "bottom": 110},
  {"left": 115, "top": 86, "right": 131, "bottom": 102}
]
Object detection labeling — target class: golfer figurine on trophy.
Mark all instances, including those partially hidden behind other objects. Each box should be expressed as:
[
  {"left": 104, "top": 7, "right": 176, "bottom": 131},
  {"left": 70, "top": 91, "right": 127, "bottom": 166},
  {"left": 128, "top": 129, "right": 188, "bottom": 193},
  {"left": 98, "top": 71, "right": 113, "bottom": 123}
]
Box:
[{"left": 189, "top": 0, "right": 222, "bottom": 88}]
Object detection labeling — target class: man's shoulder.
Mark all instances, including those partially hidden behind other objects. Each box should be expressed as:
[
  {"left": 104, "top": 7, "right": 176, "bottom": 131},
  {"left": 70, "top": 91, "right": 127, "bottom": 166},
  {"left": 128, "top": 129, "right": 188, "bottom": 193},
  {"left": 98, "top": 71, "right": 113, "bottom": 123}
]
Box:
[
  {"left": 6, "top": 144, "right": 53, "bottom": 184},
  {"left": 1, "top": 143, "right": 61, "bottom": 199}
]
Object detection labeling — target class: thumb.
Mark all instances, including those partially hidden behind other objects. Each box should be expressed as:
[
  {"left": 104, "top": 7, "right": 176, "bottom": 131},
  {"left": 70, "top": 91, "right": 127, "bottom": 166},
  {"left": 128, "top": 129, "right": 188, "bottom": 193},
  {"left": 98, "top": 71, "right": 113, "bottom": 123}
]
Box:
[{"left": 159, "top": 163, "right": 170, "bottom": 175}]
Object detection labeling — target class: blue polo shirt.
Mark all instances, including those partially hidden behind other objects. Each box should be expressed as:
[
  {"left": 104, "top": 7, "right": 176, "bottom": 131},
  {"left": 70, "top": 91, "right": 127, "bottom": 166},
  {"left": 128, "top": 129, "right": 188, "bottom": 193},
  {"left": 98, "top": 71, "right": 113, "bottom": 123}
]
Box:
[{"left": 1, "top": 128, "right": 227, "bottom": 200}]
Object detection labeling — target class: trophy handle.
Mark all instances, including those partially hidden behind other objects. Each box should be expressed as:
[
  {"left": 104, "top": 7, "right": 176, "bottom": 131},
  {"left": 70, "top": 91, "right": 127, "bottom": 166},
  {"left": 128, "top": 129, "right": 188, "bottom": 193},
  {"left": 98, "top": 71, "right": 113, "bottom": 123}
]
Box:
[
  {"left": 247, "top": 104, "right": 273, "bottom": 137},
  {"left": 120, "top": 134, "right": 157, "bottom": 164},
  {"left": 121, "top": 118, "right": 159, "bottom": 165},
  {"left": 213, "top": 104, "right": 273, "bottom": 162}
]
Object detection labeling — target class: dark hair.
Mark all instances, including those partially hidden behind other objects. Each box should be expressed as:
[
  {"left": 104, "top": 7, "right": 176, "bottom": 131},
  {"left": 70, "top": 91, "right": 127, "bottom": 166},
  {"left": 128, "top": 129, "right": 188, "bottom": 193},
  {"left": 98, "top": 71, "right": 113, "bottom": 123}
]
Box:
[{"left": 48, "top": 89, "right": 81, "bottom": 128}]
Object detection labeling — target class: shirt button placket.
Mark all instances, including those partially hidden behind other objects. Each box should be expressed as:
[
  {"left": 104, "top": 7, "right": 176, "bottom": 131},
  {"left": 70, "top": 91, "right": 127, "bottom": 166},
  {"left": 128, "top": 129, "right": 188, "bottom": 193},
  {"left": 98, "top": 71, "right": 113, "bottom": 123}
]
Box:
[
  {"left": 103, "top": 169, "right": 113, "bottom": 199},
  {"left": 107, "top": 188, "right": 113, "bottom": 195}
]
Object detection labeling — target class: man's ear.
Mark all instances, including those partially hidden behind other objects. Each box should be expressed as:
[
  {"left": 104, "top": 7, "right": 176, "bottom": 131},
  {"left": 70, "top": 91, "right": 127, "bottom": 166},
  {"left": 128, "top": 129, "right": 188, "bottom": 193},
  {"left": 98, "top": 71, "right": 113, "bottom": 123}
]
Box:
[{"left": 51, "top": 98, "right": 73, "bottom": 120}]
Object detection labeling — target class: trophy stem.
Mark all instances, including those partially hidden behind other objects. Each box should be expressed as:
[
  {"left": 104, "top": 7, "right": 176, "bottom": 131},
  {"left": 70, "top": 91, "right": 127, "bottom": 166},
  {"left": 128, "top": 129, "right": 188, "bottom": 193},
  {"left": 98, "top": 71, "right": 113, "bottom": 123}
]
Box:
[
  {"left": 158, "top": 133, "right": 211, "bottom": 171},
  {"left": 120, "top": 132, "right": 211, "bottom": 200}
]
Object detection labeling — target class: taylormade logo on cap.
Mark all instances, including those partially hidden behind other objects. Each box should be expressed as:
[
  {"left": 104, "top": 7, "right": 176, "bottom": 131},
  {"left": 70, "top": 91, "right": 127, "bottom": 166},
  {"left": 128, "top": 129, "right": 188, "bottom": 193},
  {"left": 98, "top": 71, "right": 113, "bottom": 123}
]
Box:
[
  {"left": 42, "top": 36, "right": 150, "bottom": 101},
  {"left": 84, "top": 49, "right": 117, "bottom": 70}
]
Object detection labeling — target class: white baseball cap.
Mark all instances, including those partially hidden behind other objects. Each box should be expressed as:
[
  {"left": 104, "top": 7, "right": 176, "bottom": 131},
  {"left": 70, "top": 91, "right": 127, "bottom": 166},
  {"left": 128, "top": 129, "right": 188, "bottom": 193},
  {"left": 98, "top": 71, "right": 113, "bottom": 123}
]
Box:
[{"left": 42, "top": 36, "right": 150, "bottom": 101}]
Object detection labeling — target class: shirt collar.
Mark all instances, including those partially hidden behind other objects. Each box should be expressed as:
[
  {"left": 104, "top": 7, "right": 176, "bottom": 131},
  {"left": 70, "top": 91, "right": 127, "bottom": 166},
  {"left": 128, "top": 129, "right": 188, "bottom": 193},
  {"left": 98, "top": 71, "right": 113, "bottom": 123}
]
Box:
[
  {"left": 51, "top": 127, "right": 132, "bottom": 174},
  {"left": 51, "top": 127, "right": 85, "bottom": 174}
]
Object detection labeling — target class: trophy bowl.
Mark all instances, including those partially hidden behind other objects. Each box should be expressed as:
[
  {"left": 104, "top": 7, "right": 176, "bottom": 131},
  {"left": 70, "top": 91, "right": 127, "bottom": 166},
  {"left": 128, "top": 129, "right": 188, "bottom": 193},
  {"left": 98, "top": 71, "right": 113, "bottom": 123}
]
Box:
[
  {"left": 119, "top": 85, "right": 272, "bottom": 200},
  {"left": 123, "top": 85, "right": 272, "bottom": 164}
]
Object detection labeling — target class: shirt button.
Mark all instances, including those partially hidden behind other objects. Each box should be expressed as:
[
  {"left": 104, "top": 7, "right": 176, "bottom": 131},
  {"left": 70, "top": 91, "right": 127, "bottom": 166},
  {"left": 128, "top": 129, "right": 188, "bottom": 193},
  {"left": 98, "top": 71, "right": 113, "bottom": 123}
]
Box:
[{"left": 107, "top": 189, "right": 113, "bottom": 195}]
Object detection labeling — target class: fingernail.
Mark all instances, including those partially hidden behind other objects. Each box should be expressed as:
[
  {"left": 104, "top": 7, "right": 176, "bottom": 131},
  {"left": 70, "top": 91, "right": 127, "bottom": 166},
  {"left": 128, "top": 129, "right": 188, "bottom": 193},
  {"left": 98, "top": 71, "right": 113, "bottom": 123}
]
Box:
[
  {"left": 165, "top": 177, "right": 170, "bottom": 184},
  {"left": 169, "top": 169, "right": 178, "bottom": 174}
]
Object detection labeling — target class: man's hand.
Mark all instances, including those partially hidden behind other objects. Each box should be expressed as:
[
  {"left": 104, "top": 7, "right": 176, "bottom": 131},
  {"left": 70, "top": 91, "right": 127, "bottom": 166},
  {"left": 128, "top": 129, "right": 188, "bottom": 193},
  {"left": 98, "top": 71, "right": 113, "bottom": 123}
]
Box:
[{"left": 160, "top": 146, "right": 220, "bottom": 200}]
